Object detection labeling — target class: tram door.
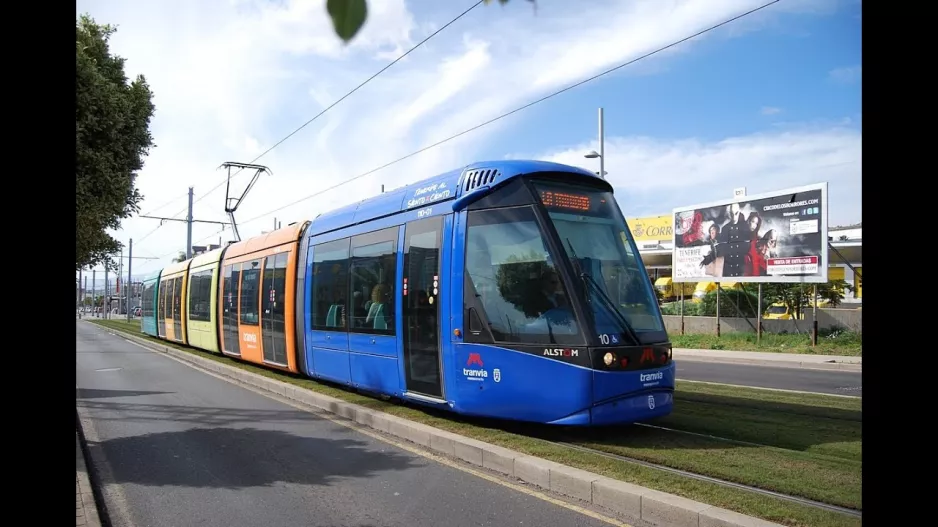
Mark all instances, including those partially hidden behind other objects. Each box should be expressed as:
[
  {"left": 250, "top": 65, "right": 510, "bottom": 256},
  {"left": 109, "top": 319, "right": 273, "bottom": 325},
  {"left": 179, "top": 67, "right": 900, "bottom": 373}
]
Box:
[
  {"left": 402, "top": 216, "right": 444, "bottom": 398},
  {"left": 261, "top": 252, "right": 288, "bottom": 365}
]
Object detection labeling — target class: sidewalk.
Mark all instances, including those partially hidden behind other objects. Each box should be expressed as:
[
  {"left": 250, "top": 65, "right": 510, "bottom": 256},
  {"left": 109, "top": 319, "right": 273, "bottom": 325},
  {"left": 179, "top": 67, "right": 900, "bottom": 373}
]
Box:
[
  {"left": 673, "top": 347, "right": 861, "bottom": 371},
  {"left": 76, "top": 430, "right": 102, "bottom": 527}
]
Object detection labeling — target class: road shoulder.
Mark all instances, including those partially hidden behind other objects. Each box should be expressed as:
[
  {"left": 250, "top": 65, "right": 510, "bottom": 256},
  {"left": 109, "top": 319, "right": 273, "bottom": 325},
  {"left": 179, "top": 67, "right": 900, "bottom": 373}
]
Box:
[{"left": 86, "top": 320, "right": 786, "bottom": 527}]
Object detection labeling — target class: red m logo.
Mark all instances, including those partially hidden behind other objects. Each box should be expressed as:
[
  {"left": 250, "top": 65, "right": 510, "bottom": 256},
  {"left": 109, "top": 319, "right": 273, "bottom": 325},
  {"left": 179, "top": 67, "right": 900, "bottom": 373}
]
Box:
[
  {"left": 640, "top": 348, "right": 655, "bottom": 363},
  {"left": 467, "top": 353, "right": 484, "bottom": 367}
]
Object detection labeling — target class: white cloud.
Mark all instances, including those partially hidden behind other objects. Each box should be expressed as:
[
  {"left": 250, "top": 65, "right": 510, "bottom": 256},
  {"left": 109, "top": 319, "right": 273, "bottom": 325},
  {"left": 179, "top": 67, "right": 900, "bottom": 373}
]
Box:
[
  {"left": 74, "top": 0, "right": 852, "bottom": 275},
  {"left": 534, "top": 124, "right": 862, "bottom": 227},
  {"left": 828, "top": 65, "right": 862, "bottom": 83},
  {"left": 760, "top": 106, "right": 782, "bottom": 115}
]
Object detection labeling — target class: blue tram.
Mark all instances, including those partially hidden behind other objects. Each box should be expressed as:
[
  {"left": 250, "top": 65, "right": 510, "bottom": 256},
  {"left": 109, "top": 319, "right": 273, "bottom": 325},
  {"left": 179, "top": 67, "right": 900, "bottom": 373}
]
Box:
[{"left": 142, "top": 159, "right": 675, "bottom": 426}]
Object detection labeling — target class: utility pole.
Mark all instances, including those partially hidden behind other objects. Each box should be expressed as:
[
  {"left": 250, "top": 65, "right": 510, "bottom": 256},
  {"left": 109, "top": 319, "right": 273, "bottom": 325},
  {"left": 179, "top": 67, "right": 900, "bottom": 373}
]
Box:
[
  {"left": 186, "top": 186, "right": 194, "bottom": 259},
  {"left": 598, "top": 107, "right": 605, "bottom": 180},
  {"left": 104, "top": 263, "right": 109, "bottom": 320},
  {"left": 92, "top": 269, "right": 97, "bottom": 317},
  {"left": 84, "top": 275, "right": 88, "bottom": 312},
  {"left": 78, "top": 269, "right": 83, "bottom": 318},
  {"left": 126, "top": 238, "right": 133, "bottom": 321}
]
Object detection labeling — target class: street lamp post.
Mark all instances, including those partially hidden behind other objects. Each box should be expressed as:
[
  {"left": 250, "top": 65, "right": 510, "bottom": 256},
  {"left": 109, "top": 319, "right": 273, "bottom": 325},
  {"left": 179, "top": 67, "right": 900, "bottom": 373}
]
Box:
[{"left": 584, "top": 107, "right": 606, "bottom": 179}]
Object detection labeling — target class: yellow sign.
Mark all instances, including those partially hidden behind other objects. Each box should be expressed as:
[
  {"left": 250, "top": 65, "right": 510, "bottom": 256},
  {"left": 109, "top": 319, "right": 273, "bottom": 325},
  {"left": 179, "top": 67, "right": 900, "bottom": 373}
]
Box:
[{"left": 627, "top": 215, "right": 673, "bottom": 242}]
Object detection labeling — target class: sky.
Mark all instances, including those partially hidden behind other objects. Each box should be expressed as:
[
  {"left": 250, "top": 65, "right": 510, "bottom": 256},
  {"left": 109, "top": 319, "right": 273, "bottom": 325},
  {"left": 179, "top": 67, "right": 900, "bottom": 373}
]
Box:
[{"left": 75, "top": 0, "right": 862, "bottom": 281}]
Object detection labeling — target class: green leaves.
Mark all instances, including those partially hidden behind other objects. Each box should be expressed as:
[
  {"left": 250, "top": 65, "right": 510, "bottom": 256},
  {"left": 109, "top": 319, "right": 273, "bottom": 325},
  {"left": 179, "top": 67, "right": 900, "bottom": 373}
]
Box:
[
  {"left": 327, "top": 0, "right": 368, "bottom": 43},
  {"left": 326, "top": 0, "right": 534, "bottom": 44}
]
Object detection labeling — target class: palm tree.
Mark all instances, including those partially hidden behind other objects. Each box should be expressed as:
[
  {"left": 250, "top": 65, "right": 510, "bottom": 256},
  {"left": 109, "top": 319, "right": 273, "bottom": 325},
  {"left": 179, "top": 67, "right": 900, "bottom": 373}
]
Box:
[{"left": 171, "top": 251, "right": 186, "bottom": 263}]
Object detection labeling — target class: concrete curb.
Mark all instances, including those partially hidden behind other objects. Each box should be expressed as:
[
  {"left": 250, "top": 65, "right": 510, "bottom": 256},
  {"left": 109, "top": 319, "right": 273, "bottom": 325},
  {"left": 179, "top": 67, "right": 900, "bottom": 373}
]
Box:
[
  {"left": 76, "top": 430, "right": 102, "bottom": 527},
  {"left": 97, "top": 324, "right": 785, "bottom": 527}
]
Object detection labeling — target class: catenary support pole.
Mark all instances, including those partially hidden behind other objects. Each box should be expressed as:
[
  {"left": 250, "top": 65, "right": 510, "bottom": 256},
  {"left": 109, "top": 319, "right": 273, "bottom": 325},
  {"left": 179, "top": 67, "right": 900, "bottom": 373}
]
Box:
[{"left": 186, "top": 186, "right": 194, "bottom": 259}]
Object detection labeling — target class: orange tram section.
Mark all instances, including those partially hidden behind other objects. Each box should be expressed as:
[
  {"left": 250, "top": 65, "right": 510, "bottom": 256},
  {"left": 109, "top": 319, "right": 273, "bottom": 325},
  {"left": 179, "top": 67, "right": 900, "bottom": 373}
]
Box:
[{"left": 141, "top": 221, "right": 307, "bottom": 374}]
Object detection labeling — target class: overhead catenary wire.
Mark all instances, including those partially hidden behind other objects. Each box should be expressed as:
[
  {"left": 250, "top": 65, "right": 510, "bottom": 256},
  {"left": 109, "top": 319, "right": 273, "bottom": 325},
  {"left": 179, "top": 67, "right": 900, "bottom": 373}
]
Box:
[
  {"left": 134, "top": 0, "right": 783, "bottom": 266},
  {"left": 186, "top": 0, "right": 486, "bottom": 211},
  {"left": 135, "top": 202, "right": 192, "bottom": 244},
  {"left": 140, "top": 191, "right": 190, "bottom": 217},
  {"left": 134, "top": 222, "right": 232, "bottom": 271},
  {"left": 238, "top": 0, "right": 783, "bottom": 228},
  {"left": 130, "top": 1, "right": 482, "bottom": 248}
]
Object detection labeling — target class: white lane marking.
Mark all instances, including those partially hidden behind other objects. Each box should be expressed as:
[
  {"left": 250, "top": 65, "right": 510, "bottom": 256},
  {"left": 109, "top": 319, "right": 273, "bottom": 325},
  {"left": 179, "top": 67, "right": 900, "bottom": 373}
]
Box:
[{"left": 678, "top": 379, "right": 862, "bottom": 398}]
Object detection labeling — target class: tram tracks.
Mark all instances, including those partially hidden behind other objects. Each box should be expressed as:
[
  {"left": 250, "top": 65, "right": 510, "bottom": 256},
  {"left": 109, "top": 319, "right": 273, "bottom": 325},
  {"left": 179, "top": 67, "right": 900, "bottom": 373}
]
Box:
[{"left": 526, "top": 423, "right": 862, "bottom": 519}]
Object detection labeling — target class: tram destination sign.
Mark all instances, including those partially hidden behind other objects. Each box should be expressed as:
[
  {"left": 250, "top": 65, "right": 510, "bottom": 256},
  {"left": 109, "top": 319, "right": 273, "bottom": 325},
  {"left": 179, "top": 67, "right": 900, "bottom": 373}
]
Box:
[{"left": 671, "top": 182, "right": 829, "bottom": 284}]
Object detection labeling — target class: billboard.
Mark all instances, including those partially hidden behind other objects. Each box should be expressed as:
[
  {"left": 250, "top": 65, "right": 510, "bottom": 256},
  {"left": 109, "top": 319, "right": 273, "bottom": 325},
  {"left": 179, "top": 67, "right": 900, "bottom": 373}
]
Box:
[
  {"left": 626, "top": 215, "right": 673, "bottom": 244},
  {"left": 671, "top": 182, "right": 828, "bottom": 283}
]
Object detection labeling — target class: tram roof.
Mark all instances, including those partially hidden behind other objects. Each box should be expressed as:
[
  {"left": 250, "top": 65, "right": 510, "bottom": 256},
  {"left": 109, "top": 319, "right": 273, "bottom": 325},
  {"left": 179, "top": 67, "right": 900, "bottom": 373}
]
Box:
[
  {"left": 140, "top": 269, "right": 162, "bottom": 283},
  {"left": 307, "top": 159, "right": 602, "bottom": 236},
  {"left": 223, "top": 221, "right": 309, "bottom": 261}
]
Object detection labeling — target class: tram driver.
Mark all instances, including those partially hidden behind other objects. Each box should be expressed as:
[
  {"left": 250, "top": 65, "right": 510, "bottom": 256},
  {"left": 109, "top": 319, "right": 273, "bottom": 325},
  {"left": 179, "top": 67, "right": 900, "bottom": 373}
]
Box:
[{"left": 534, "top": 269, "right": 567, "bottom": 316}]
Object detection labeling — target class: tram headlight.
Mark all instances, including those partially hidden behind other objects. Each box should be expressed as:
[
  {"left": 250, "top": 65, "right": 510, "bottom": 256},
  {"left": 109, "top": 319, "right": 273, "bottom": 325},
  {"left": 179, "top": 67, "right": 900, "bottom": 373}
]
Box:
[{"left": 603, "top": 352, "right": 616, "bottom": 366}]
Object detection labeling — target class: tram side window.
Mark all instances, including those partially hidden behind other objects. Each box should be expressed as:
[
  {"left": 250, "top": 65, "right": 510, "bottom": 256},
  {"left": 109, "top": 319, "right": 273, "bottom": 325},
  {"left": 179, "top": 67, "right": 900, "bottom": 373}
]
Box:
[
  {"left": 463, "top": 206, "right": 582, "bottom": 345},
  {"left": 160, "top": 280, "right": 171, "bottom": 318},
  {"left": 188, "top": 270, "right": 212, "bottom": 322},
  {"left": 188, "top": 273, "right": 201, "bottom": 321},
  {"left": 148, "top": 283, "right": 156, "bottom": 317},
  {"left": 172, "top": 277, "right": 183, "bottom": 319},
  {"left": 349, "top": 227, "right": 397, "bottom": 335},
  {"left": 311, "top": 238, "right": 350, "bottom": 331},
  {"left": 149, "top": 283, "right": 156, "bottom": 317},
  {"left": 221, "top": 267, "right": 229, "bottom": 319},
  {"left": 141, "top": 283, "right": 152, "bottom": 317},
  {"left": 239, "top": 261, "right": 261, "bottom": 325}
]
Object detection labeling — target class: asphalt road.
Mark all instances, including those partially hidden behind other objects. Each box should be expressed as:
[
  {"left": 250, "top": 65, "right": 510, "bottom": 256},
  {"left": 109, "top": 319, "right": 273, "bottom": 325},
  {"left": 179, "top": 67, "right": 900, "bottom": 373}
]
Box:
[
  {"left": 76, "top": 322, "right": 643, "bottom": 527},
  {"left": 676, "top": 360, "right": 862, "bottom": 396}
]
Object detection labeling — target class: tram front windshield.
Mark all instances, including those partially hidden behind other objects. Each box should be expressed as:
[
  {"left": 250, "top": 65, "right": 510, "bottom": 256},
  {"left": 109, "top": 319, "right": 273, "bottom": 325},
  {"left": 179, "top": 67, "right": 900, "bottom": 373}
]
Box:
[{"left": 533, "top": 180, "right": 665, "bottom": 346}]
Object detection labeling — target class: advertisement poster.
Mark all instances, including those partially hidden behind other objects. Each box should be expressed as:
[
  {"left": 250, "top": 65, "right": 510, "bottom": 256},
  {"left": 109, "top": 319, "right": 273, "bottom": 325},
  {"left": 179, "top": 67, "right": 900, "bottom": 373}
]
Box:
[{"left": 671, "top": 183, "right": 828, "bottom": 283}]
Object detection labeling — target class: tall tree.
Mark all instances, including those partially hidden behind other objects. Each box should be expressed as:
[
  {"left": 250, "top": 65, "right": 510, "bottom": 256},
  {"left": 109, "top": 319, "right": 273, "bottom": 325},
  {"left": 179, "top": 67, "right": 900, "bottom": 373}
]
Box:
[{"left": 76, "top": 14, "right": 155, "bottom": 271}]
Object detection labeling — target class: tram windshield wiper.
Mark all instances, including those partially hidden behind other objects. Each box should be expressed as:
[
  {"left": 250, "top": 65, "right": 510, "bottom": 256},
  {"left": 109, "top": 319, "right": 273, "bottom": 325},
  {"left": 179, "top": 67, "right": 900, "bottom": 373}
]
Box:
[
  {"left": 565, "top": 238, "right": 641, "bottom": 346},
  {"left": 583, "top": 271, "right": 641, "bottom": 346}
]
